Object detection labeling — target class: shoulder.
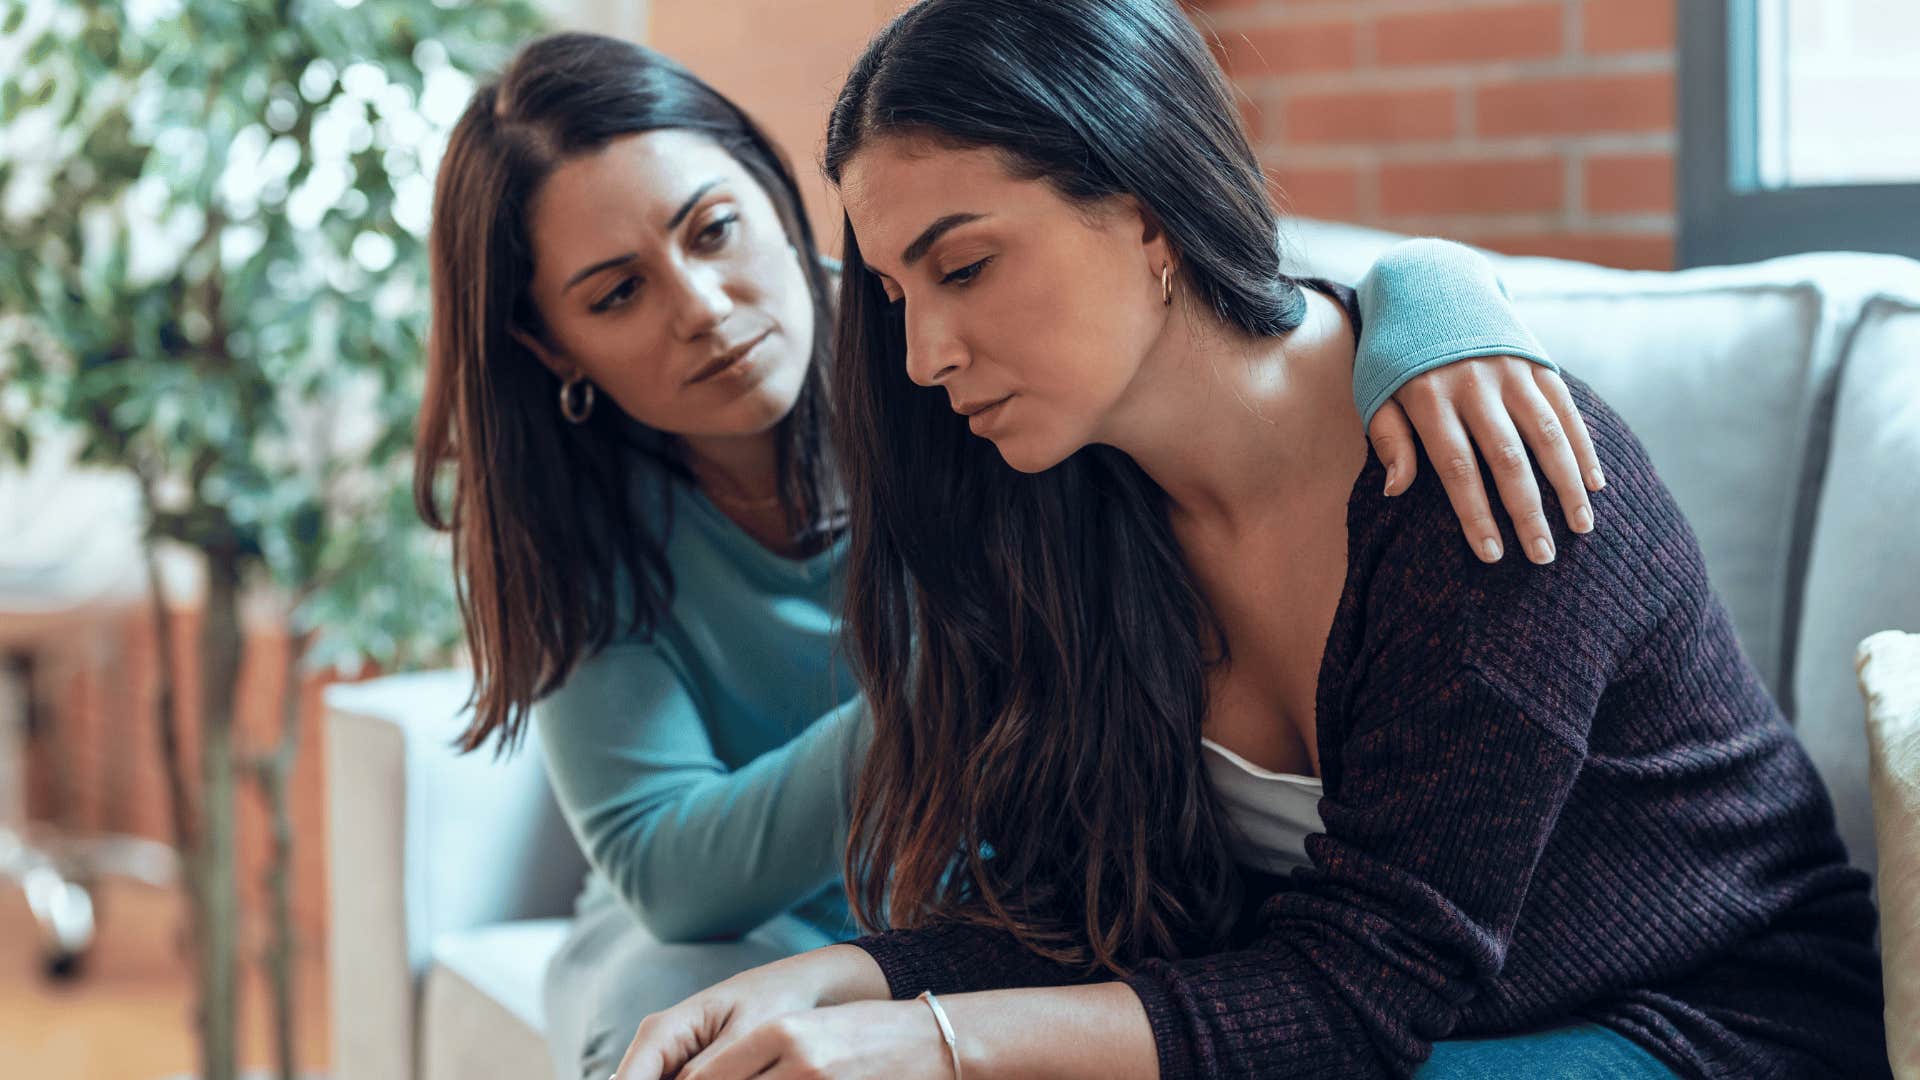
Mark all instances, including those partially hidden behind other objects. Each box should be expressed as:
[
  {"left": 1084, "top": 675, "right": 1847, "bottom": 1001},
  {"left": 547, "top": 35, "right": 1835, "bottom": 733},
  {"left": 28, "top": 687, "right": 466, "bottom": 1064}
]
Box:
[
  {"left": 1358, "top": 375, "right": 1690, "bottom": 579},
  {"left": 1344, "top": 376, "right": 1709, "bottom": 710}
]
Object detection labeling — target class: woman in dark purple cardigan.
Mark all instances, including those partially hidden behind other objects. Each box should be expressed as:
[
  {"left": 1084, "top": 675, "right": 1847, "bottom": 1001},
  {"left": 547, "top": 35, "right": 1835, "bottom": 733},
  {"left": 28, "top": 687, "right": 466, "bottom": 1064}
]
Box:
[{"left": 609, "top": 1, "right": 1888, "bottom": 1078}]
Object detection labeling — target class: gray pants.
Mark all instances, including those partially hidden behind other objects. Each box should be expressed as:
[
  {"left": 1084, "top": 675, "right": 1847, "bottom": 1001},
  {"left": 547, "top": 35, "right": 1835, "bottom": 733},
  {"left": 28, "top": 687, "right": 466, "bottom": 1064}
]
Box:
[{"left": 541, "top": 875, "right": 836, "bottom": 1080}]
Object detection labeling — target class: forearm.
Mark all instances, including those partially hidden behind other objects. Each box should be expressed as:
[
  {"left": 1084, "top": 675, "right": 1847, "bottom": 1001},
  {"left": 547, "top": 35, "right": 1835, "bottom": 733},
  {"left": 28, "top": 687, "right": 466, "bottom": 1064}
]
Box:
[
  {"left": 598, "top": 698, "right": 868, "bottom": 938},
  {"left": 809, "top": 943, "right": 894, "bottom": 1005},
  {"left": 942, "top": 982, "right": 1157, "bottom": 1080}
]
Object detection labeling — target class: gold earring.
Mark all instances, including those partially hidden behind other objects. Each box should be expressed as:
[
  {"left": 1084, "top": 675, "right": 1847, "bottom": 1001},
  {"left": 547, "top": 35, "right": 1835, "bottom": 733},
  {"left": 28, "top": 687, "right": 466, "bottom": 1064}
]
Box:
[
  {"left": 1161, "top": 264, "right": 1174, "bottom": 306},
  {"left": 559, "top": 375, "right": 596, "bottom": 424}
]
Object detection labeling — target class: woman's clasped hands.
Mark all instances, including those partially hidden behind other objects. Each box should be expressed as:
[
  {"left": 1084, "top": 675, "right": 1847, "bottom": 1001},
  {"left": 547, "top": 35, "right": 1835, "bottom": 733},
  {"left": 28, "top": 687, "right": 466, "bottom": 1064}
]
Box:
[{"left": 610, "top": 945, "right": 957, "bottom": 1080}]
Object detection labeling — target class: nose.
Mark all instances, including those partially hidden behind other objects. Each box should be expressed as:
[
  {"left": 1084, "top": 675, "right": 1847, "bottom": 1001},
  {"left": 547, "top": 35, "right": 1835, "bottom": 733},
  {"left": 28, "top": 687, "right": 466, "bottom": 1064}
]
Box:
[
  {"left": 903, "top": 304, "right": 968, "bottom": 387},
  {"left": 668, "top": 261, "right": 734, "bottom": 342}
]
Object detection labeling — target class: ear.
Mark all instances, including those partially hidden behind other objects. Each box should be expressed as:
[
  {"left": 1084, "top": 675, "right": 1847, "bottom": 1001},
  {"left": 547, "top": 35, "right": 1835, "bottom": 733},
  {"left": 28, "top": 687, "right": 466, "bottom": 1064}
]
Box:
[
  {"left": 510, "top": 325, "right": 572, "bottom": 380},
  {"left": 1122, "top": 196, "right": 1175, "bottom": 274}
]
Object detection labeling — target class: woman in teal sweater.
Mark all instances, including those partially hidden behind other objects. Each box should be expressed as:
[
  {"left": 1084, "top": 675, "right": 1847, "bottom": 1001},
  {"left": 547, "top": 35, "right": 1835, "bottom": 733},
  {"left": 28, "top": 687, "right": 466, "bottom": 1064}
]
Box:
[{"left": 414, "top": 32, "right": 1603, "bottom": 1080}]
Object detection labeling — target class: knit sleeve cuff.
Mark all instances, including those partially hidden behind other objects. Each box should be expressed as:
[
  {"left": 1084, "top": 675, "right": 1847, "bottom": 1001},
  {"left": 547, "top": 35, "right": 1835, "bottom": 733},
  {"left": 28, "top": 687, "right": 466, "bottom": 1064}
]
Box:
[
  {"left": 850, "top": 923, "right": 981, "bottom": 999},
  {"left": 1354, "top": 336, "right": 1557, "bottom": 428},
  {"left": 1119, "top": 947, "right": 1390, "bottom": 1079},
  {"left": 850, "top": 920, "right": 1071, "bottom": 999},
  {"left": 1352, "top": 237, "right": 1557, "bottom": 428},
  {"left": 1122, "top": 966, "right": 1204, "bottom": 1080}
]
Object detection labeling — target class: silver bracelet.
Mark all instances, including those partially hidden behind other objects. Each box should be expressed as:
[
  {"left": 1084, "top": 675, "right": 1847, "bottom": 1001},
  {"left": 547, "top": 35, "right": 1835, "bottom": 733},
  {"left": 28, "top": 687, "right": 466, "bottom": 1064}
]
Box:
[{"left": 917, "top": 989, "right": 964, "bottom": 1080}]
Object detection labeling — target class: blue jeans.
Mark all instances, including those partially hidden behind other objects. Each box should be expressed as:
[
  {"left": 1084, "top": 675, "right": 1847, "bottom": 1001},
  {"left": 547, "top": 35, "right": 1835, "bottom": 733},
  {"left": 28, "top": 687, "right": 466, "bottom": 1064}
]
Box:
[{"left": 1420, "top": 1023, "right": 1678, "bottom": 1079}]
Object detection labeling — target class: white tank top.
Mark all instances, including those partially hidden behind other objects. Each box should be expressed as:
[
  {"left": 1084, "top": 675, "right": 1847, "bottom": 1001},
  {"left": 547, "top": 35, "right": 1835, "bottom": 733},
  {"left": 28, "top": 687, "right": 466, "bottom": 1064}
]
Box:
[{"left": 1201, "top": 737, "right": 1326, "bottom": 875}]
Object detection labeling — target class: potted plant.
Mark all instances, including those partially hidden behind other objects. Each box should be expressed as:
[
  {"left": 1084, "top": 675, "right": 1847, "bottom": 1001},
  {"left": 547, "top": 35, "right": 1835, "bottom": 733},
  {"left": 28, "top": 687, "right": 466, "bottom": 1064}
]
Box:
[{"left": 0, "top": 1, "right": 544, "bottom": 1076}]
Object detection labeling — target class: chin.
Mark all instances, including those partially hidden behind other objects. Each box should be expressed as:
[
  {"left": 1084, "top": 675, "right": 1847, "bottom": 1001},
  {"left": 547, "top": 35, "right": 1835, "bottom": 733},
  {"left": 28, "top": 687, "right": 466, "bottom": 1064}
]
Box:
[
  {"left": 735, "top": 388, "right": 805, "bottom": 435},
  {"left": 989, "top": 433, "right": 1072, "bottom": 474},
  {"left": 727, "top": 359, "right": 813, "bottom": 435}
]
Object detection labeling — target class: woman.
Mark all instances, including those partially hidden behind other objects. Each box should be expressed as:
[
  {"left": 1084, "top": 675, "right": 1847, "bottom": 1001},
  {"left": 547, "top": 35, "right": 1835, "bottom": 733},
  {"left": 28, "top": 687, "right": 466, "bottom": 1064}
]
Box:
[
  {"left": 609, "top": 2, "right": 1888, "bottom": 1079},
  {"left": 417, "top": 30, "right": 1610, "bottom": 1080}
]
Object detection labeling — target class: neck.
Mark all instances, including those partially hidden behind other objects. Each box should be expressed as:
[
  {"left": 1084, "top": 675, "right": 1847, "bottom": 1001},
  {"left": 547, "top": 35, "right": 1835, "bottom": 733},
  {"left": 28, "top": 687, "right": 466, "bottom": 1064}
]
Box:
[
  {"left": 681, "top": 429, "right": 782, "bottom": 505},
  {"left": 1096, "top": 286, "right": 1364, "bottom": 536}
]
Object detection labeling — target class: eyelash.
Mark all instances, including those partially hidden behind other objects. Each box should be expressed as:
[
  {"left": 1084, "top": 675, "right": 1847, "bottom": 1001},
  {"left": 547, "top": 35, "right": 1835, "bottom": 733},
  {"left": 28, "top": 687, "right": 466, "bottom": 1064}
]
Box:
[
  {"left": 591, "top": 278, "right": 637, "bottom": 314},
  {"left": 886, "top": 256, "right": 993, "bottom": 308},
  {"left": 694, "top": 213, "right": 738, "bottom": 252},
  {"left": 942, "top": 256, "right": 992, "bottom": 286}
]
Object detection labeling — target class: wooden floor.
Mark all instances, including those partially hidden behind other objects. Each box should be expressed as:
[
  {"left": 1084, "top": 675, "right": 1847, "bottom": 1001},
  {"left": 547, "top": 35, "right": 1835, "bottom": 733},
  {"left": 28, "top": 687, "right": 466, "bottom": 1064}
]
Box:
[{"left": 0, "top": 877, "right": 330, "bottom": 1079}]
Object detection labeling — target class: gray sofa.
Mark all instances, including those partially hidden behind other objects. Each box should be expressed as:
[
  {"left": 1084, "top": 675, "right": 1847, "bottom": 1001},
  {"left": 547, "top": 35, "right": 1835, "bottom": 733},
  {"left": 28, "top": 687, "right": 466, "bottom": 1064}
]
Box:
[{"left": 326, "top": 219, "right": 1920, "bottom": 1080}]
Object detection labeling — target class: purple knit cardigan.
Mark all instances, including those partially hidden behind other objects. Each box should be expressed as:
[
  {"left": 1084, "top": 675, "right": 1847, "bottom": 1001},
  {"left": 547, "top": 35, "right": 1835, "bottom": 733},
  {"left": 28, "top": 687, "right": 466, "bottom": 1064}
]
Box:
[{"left": 853, "top": 285, "right": 1888, "bottom": 1080}]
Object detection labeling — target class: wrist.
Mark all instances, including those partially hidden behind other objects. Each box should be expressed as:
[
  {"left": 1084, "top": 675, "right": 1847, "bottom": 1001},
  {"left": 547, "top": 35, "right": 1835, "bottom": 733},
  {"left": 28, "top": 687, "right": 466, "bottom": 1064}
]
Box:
[{"left": 916, "top": 991, "right": 966, "bottom": 1080}]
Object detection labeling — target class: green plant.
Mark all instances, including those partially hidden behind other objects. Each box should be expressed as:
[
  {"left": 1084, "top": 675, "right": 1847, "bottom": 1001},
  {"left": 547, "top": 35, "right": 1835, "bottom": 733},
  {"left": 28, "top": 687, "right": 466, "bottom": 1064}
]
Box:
[{"left": 0, "top": 1, "right": 544, "bottom": 1076}]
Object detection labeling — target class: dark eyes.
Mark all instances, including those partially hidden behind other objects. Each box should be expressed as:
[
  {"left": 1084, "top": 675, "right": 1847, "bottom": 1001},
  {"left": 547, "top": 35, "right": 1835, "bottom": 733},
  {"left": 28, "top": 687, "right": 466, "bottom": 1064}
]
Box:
[
  {"left": 877, "top": 256, "right": 993, "bottom": 309},
  {"left": 588, "top": 214, "right": 739, "bottom": 314},
  {"left": 694, "top": 213, "right": 738, "bottom": 252},
  {"left": 591, "top": 278, "right": 637, "bottom": 313},
  {"left": 941, "top": 257, "right": 991, "bottom": 286}
]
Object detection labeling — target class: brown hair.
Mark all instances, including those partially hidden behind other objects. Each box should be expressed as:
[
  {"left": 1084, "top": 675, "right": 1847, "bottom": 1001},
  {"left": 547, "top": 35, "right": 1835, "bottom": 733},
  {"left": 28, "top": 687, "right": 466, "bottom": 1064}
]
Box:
[
  {"left": 415, "top": 33, "right": 837, "bottom": 754},
  {"left": 826, "top": 0, "right": 1307, "bottom": 974}
]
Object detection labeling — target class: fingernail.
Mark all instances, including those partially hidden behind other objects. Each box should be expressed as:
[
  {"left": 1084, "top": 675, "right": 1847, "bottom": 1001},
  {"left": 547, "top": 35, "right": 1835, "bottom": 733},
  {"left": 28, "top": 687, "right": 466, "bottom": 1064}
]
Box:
[
  {"left": 1573, "top": 504, "right": 1593, "bottom": 533},
  {"left": 1588, "top": 465, "right": 1606, "bottom": 490},
  {"left": 1479, "top": 537, "right": 1502, "bottom": 563},
  {"left": 1531, "top": 537, "right": 1555, "bottom": 564},
  {"left": 1383, "top": 463, "right": 1400, "bottom": 495}
]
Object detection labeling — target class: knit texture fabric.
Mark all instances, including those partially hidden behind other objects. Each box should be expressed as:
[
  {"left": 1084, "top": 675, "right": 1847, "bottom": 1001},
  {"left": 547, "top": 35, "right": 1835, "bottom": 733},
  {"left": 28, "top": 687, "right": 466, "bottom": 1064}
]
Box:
[
  {"left": 1350, "top": 237, "right": 1555, "bottom": 426},
  {"left": 852, "top": 284, "right": 1888, "bottom": 1080}
]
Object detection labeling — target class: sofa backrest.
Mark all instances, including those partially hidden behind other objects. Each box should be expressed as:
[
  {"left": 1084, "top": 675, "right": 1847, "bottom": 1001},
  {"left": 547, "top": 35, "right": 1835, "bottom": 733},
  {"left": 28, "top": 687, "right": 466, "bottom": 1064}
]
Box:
[
  {"left": 1793, "top": 292, "right": 1920, "bottom": 885},
  {"left": 1284, "top": 219, "right": 1920, "bottom": 884}
]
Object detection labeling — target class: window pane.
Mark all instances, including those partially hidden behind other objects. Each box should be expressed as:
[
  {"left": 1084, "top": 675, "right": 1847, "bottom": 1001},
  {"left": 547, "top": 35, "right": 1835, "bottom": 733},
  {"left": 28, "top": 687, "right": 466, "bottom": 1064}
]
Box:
[{"left": 1755, "top": 0, "right": 1920, "bottom": 188}]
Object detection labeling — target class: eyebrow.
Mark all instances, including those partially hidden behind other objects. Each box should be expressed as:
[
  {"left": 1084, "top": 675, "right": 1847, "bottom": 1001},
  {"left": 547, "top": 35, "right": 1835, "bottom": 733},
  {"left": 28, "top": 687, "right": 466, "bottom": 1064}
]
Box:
[
  {"left": 562, "top": 179, "right": 725, "bottom": 292},
  {"left": 900, "top": 212, "right": 987, "bottom": 268}
]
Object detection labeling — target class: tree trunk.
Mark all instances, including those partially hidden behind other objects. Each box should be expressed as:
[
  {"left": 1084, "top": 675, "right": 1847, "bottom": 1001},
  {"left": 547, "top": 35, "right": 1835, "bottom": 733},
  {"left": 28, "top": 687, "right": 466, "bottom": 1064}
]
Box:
[
  {"left": 136, "top": 490, "right": 211, "bottom": 1072},
  {"left": 198, "top": 550, "right": 244, "bottom": 1080},
  {"left": 254, "top": 627, "right": 311, "bottom": 1080}
]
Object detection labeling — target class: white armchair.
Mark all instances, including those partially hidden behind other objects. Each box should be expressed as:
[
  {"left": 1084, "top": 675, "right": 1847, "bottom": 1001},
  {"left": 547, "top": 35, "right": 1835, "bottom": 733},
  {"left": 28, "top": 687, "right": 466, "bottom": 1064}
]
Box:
[{"left": 325, "top": 670, "right": 587, "bottom": 1080}]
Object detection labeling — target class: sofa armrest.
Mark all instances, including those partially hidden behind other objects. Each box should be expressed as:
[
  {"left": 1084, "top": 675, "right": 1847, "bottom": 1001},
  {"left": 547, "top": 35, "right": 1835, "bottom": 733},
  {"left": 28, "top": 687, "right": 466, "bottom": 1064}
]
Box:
[{"left": 325, "top": 669, "right": 587, "bottom": 1080}]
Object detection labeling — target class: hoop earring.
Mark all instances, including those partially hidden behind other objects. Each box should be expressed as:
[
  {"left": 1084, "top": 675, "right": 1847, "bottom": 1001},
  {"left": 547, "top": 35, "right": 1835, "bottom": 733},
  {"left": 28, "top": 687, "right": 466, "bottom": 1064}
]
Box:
[
  {"left": 1161, "top": 263, "right": 1174, "bottom": 306},
  {"left": 559, "top": 376, "right": 596, "bottom": 424}
]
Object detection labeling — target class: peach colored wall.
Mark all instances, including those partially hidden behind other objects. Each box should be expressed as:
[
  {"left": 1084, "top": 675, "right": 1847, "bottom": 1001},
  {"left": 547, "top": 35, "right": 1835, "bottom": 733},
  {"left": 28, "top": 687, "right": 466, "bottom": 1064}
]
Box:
[{"left": 648, "top": 0, "right": 906, "bottom": 249}]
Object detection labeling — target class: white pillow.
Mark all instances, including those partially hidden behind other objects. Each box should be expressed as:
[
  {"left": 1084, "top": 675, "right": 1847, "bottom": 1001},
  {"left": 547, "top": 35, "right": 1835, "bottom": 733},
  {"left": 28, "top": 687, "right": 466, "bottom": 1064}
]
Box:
[{"left": 1857, "top": 629, "right": 1920, "bottom": 1079}]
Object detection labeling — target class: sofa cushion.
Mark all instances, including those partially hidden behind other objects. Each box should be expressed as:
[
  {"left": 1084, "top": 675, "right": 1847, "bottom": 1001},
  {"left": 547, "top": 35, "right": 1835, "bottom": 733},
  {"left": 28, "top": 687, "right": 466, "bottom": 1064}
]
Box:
[
  {"left": 1795, "top": 296, "right": 1920, "bottom": 885},
  {"left": 1285, "top": 217, "right": 1858, "bottom": 702},
  {"left": 419, "top": 919, "right": 571, "bottom": 1080}
]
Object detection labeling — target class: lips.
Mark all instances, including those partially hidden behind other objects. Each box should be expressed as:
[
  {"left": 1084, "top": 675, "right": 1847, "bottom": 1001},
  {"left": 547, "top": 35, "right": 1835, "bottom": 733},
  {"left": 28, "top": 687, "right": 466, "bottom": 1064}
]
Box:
[
  {"left": 960, "top": 394, "right": 1014, "bottom": 435},
  {"left": 687, "top": 329, "right": 772, "bottom": 386},
  {"left": 952, "top": 394, "right": 1013, "bottom": 418}
]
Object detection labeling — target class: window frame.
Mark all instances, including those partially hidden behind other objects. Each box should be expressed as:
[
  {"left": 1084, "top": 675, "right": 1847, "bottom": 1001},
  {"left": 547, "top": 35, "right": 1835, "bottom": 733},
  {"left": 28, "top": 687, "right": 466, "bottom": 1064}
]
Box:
[{"left": 1679, "top": 0, "right": 1920, "bottom": 267}]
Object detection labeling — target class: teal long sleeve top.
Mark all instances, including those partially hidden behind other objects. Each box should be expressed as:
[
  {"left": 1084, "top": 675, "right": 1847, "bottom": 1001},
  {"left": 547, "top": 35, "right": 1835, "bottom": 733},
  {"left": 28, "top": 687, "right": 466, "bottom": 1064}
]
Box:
[{"left": 533, "top": 238, "right": 1555, "bottom": 945}]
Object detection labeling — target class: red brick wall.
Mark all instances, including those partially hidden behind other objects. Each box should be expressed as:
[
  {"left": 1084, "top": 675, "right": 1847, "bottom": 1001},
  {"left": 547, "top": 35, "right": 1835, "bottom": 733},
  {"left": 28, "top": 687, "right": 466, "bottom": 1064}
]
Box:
[
  {"left": 1198, "top": 0, "right": 1677, "bottom": 268},
  {"left": 653, "top": 0, "right": 1676, "bottom": 270},
  {"left": 24, "top": 610, "right": 351, "bottom": 949}
]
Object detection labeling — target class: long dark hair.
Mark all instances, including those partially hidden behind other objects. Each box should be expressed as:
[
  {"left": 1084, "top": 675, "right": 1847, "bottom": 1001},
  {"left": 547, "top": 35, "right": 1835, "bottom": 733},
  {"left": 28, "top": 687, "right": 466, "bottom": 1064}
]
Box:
[
  {"left": 827, "top": 0, "right": 1309, "bottom": 974},
  {"left": 415, "top": 33, "right": 837, "bottom": 754}
]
